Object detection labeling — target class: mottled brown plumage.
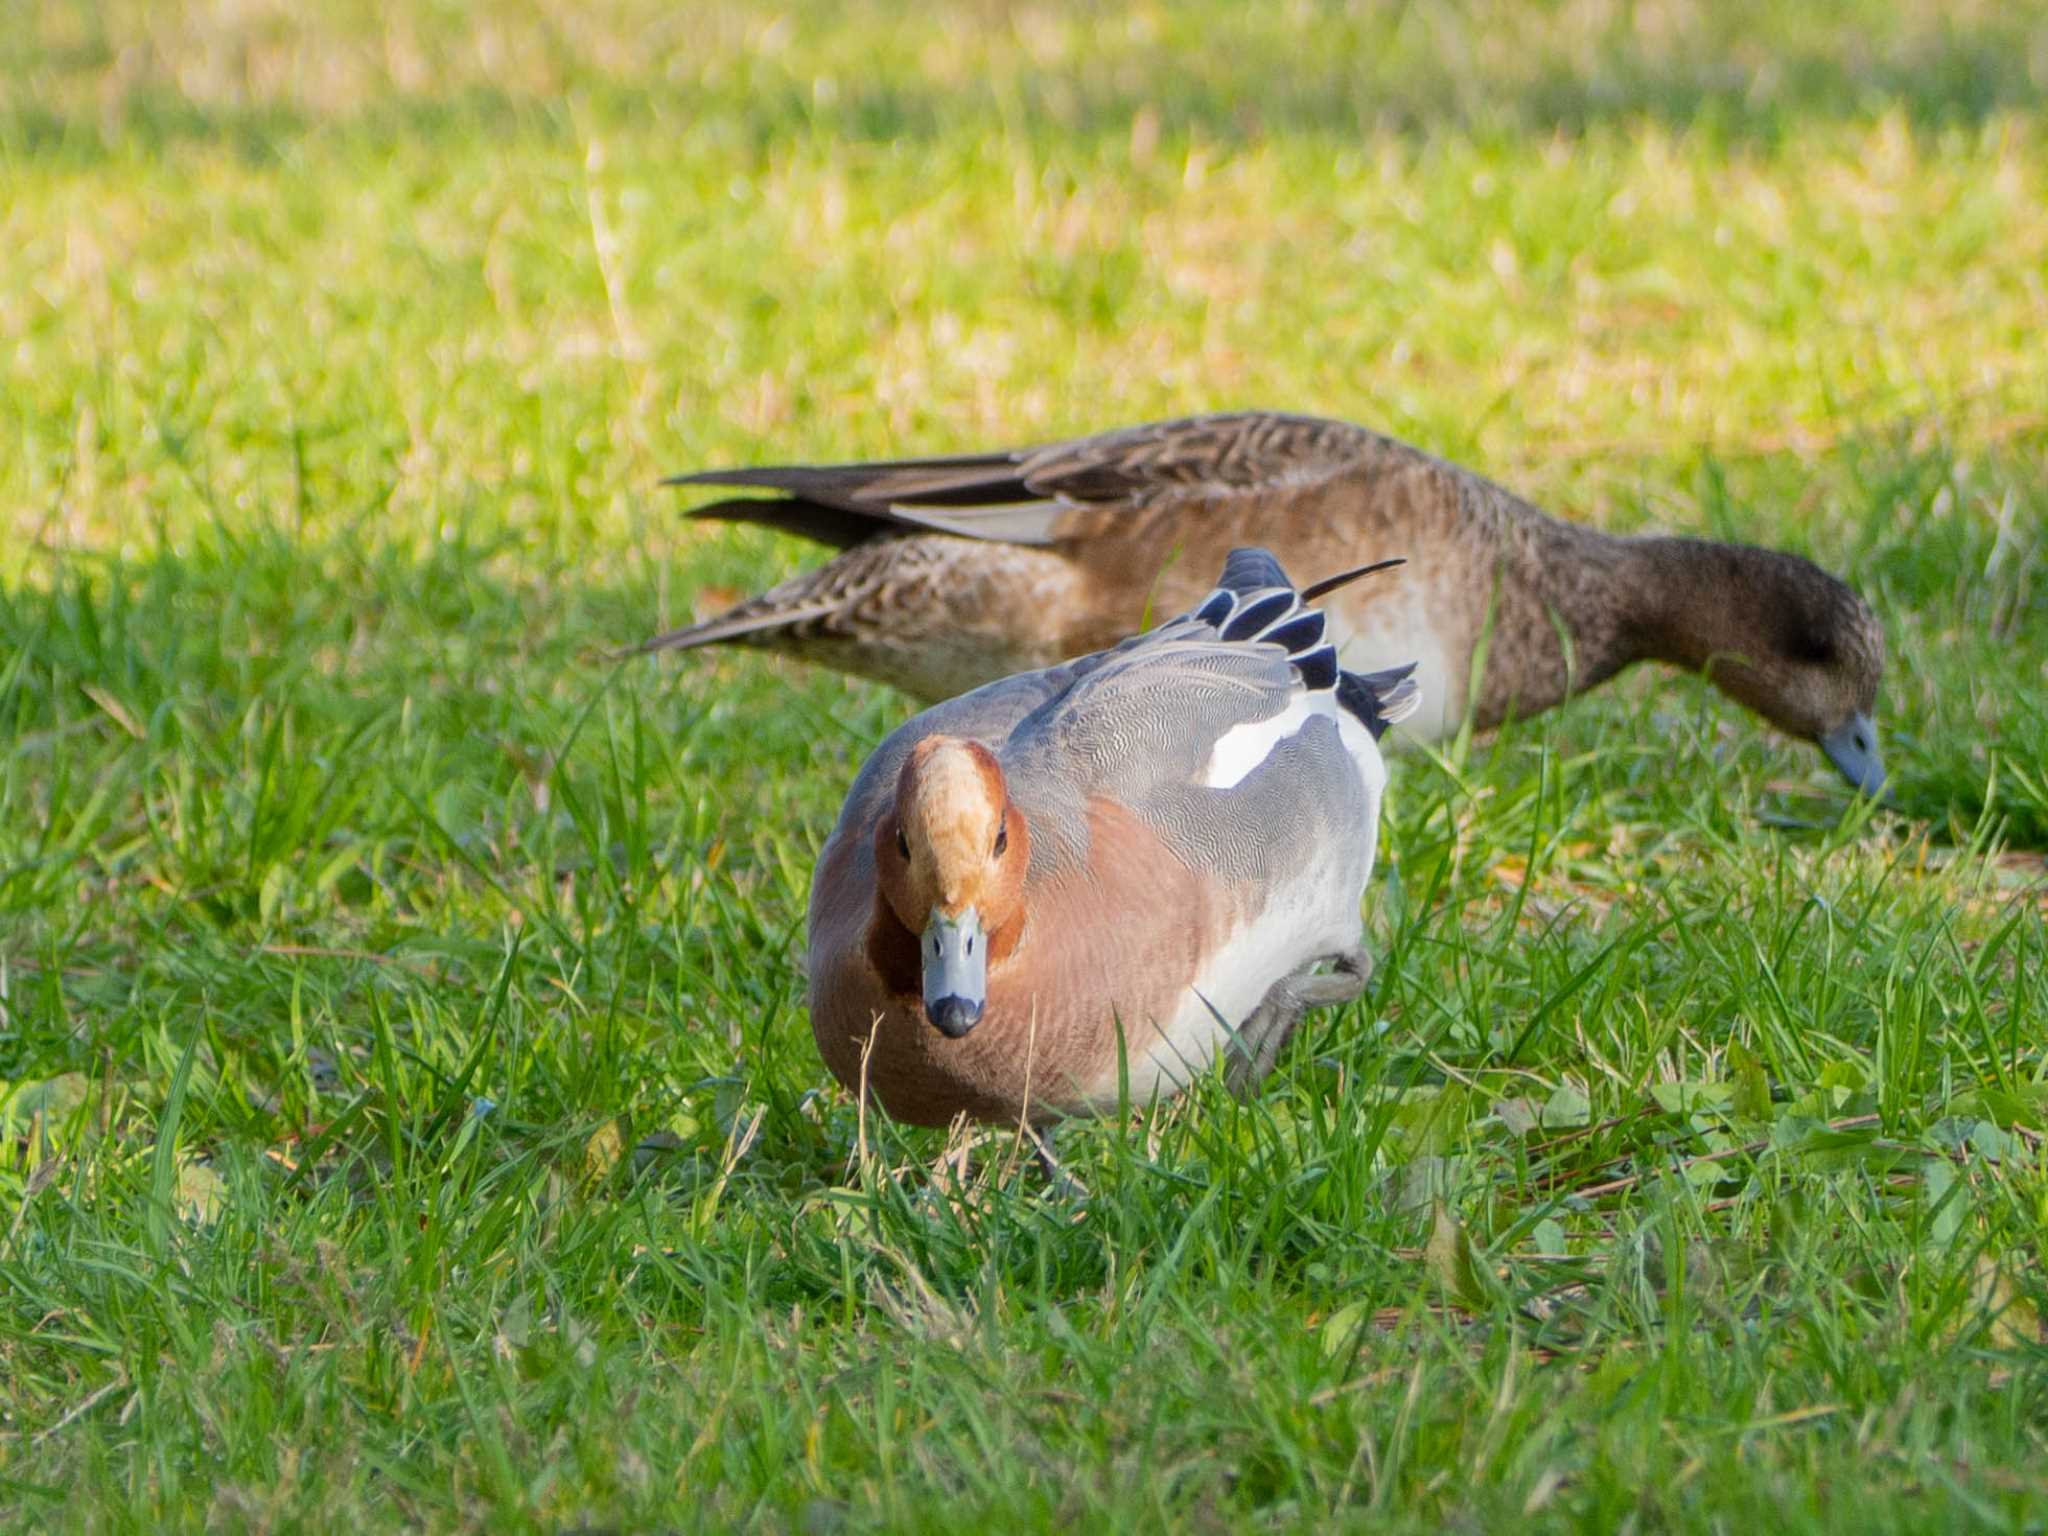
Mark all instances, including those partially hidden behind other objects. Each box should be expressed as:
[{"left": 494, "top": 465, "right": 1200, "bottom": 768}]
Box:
[{"left": 650, "top": 412, "right": 1887, "bottom": 788}]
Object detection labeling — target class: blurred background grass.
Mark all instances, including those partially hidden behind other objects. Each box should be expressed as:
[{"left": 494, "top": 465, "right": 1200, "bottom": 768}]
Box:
[
  {"left": 5, "top": 1, "right": 2044, "bottom": 831},
  {"left": 7, "top": 0, "right": 2044, "bottom": 539},
  {"left": 4, "top": 2, "right": 2048, "bottom": 1530}
]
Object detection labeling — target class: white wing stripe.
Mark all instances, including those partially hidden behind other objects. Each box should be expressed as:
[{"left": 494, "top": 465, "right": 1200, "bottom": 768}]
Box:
[{"left": 1201, "top": 692, "right": 1323, "bottom": 789}]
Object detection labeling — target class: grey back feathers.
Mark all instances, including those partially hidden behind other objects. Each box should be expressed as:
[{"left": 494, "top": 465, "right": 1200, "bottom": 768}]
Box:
[
  {"left": 1192, "top": 547, "right": 1421, "bottom": 741},
  {"left": 834, "top": 546, "right": 1415, "bottom": 891}
]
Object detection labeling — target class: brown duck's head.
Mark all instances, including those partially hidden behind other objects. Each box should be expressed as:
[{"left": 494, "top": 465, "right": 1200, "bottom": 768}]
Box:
[
  {"left": 873, "top": 736, "right": 1031, "bottom": 1039},
  {"left": 1640, "top": 539, "right": 1887, "bottom": 794}
]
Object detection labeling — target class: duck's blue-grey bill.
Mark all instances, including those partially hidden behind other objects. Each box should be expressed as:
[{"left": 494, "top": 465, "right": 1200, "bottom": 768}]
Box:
[
  {"left": 922, "top": 907, "right": 986, "bottom": 1038},
  {"left": 1820, "top": 711, "right": 1885, "bottom": 797}
]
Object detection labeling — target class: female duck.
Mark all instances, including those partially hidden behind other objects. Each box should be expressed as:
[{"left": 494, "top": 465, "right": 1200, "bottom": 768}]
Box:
[
  {"left": 807, "top": 546, "right": 1418, "bottom": 1127},
  {"left": 652, "top": 412, "right": 1885, "bottom": 793}
]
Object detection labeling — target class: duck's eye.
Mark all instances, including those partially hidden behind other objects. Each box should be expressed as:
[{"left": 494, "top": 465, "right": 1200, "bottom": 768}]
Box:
[
  {"left": 896, "top": 827, "right": 910, "bottom": 860},
  {"left": 993, "top": 821, "right": 1008, "bottom": 858}
]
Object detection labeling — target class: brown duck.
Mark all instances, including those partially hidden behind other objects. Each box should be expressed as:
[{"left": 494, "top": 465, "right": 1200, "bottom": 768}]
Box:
[{"left": 648, "top": 412, "right": 1886, "bottom": 792}]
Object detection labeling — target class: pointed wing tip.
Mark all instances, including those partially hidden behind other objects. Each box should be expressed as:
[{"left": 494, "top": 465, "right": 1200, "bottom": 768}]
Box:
[
  {"left": 1377, "top": 675, "right": 1423, "bottom": 728},
  {"left": 630, "top": 597, "right": 842, "bottom": 658},
  {"left": 1339, "top": 661, "right": 1423, "bottom": 738},
  {"left": 630, "top": 627, "right": 712, "bottom": 658}
]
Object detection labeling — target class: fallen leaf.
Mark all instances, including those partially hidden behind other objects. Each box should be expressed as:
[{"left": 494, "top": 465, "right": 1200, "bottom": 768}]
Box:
[
  {"left": 177, "top": 1157, "right": 226, "bottom": 1224},
  {"left": 1425, "top": 1200, "right": 1495, "bottom": 1312},
  {"left": 1319, "top": 1299, "right": 1371, "bottom": 1357},
  {"left": 1729, "top": 1040, "right": 1771, "bottom": 1120},
  {"left": 1974, "top": 1254, "right": 2044, "bottom": 1350},
  {"left": 1541, "top": 1082, "right": 1591, "bottom": 1130},
  {"left": 1495, "top": 1097, "right": 1540, "bottom": 1137},
  {"left": 583, "top": 1116, "right": 630, "bottom": 1182}
]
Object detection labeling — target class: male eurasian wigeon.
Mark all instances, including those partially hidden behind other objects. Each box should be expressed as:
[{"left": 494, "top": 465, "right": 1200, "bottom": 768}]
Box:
[
  {"left": 649, "top": 412, "right": 1885, "bottom": 793},
  {"left": 804, "top": 545, "right": 1419, "bottom": 1129}
]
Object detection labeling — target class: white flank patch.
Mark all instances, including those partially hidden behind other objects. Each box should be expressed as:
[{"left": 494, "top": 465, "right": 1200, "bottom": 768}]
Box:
[
  {"left": 1332, "top": 708, "right": 1390, "bottom": 806},
  {"left": 1200, "top": 693, "right": 1325, "bottom": 789},
  {"left": 1085, "top": 692, "right": 1392, "bottom": 1111},
  {"left": 1126, "top": 873, "right": 1357, "bottom": 1104}
]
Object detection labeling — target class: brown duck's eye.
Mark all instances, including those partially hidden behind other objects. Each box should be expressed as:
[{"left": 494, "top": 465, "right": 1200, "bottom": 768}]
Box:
[
  {"left": 993, "top": 820, "right": 1008, "bottom": 857},
  {"left": 895, "top": 827, "right": 910, "bottom": 860}
]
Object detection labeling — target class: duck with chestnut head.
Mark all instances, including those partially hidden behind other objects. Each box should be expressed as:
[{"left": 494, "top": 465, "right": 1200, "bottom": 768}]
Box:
[{"left": 805, "top": 546, "right": 1419, "bottom": 1129}]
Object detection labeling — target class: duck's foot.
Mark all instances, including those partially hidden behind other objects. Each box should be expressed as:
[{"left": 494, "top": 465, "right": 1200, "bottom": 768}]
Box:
[
  {"left": 1223, "top": 946, "right": 1373, "bottom": 1096},
  {"left": 1022, "top": 1123, "right": 1089, "bottom": 1204}
]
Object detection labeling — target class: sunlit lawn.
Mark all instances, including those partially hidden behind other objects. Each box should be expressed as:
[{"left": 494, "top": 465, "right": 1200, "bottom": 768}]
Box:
[{"left": 3, "top": 2, "right": 2047, "bottom": 1529}]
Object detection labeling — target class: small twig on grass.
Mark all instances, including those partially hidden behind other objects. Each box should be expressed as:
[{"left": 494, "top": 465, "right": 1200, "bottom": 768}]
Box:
[
  {"left": 1562, "top": 1113, "right": 1883, "bottom": 1202},
  {"left": 1701, "top": 1171, "right": 1920, "bottom": 1214},
  {"left": 259, "top": 944, "right": 411, "bottom": 965},
  {"left": 573, "top": 113, "right": 648, "bottom": 367},
  {"left": 1521, "top": 1107, "right": 1656, "bottom": 1158},
  {"left": 34, "top": 1371, "right": 129, "bottom": 1445},
  {"left": 3, "top": 1157, "right": 63, "bottom": 1260},
  {"left": 851, "top": 1014, "right": 882, "bottom": 1179}
]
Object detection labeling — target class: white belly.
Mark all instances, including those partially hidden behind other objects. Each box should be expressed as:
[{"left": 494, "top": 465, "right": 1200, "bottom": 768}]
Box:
[{"left": 1084, "top": 796, "right": 1382, "bottom": 1108}]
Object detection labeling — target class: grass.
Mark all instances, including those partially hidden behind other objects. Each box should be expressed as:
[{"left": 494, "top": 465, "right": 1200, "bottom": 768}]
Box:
[{"left": 3, "top": 0, "right": 2047, "bottom": 1528}]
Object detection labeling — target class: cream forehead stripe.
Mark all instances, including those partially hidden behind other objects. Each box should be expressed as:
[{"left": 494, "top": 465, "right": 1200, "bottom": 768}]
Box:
[
  {"left": 908, "top": 742, "right": 995, "bottom": 819},
  {"left": 905, "top": 745, "right": 1002, "bottom": 890}
]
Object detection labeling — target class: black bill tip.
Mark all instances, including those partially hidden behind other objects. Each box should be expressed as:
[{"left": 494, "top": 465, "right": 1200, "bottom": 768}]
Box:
[{"left": 925, "top": 995, "right": 985, "bottom": 1039}]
